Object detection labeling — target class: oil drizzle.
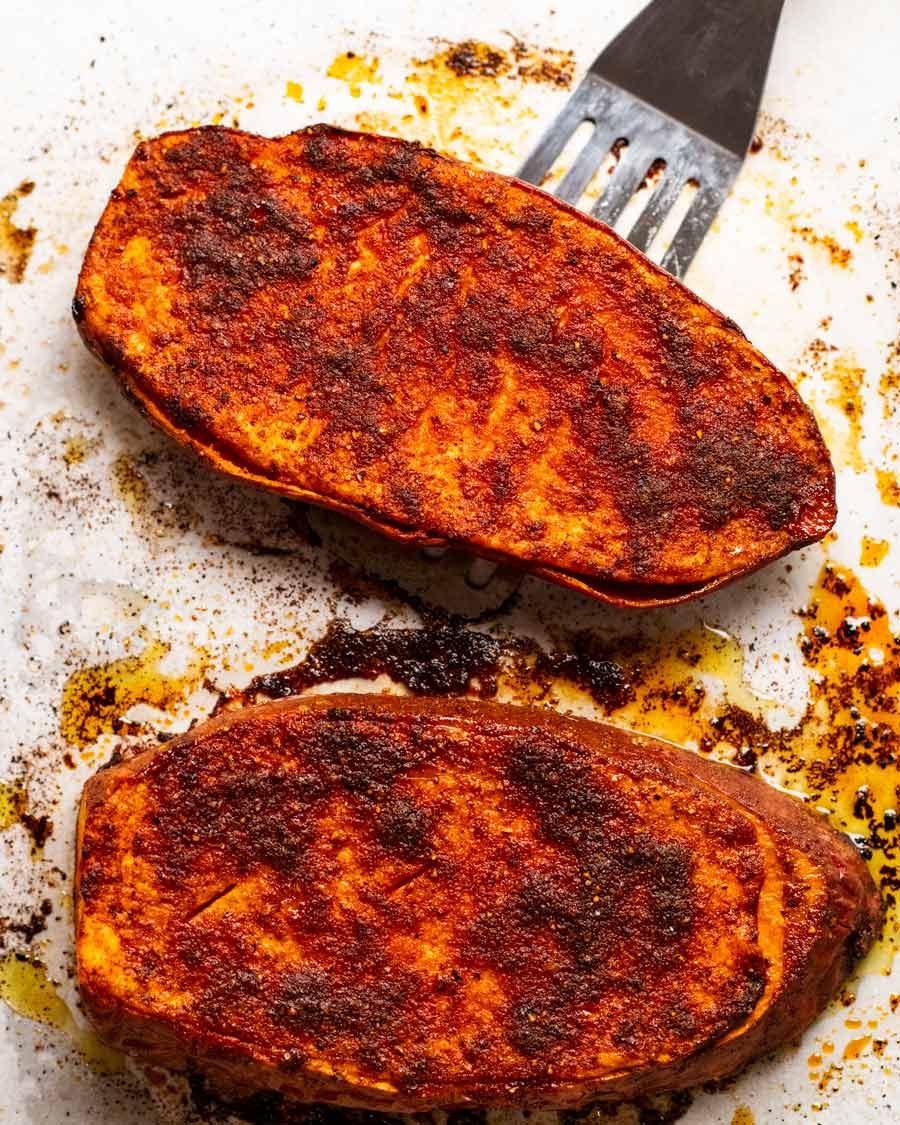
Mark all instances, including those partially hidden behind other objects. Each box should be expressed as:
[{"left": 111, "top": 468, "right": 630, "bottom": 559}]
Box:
[
  {"left": 505, "top": 623, "right": 768, "bottom": 756},
  {"left": 0, "top": 780, "right": 52, "bottom": 850},
  {"left": 823, "top": 353, "right": 866, "bottom": 472},
  {"left": 60, "top": 638, "right": 207, "bottom": 748},
  {"left": 0, "top": 953, "right": 124, "bottom": 1073},
  {"left": 327, "top": 51, "right": 380, "bottom": 98},
  {"left": 876, "top": 467, "right": 900, "bottom": 507},
  {"left": 860, "top": 536, "right": 889, "bottom": 567},
  {"left": 0, "top": 181, "right": 36, "bottom": 283}
]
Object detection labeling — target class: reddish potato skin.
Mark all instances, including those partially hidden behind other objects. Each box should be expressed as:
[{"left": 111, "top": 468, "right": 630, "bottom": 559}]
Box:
[
  {"left": 76, "top": 695, "right": 879, "bottom": 1111},
  {"left": 73, "top": 125, "right": 836, "bottom": 607}
]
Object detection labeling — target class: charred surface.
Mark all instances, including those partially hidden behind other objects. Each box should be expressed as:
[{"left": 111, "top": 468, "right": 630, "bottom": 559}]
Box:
[
  {"left": 76, "top": 695, "right": 879, "bottom": 1111},
  {"left": 75, "top": 126, "right": 836, "bottom": 606}
]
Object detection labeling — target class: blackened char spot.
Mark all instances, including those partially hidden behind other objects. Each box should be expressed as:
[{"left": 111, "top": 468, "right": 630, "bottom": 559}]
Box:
[
  {"left": 691, "top": 429, "right": 810, "bottom": 531},
  {"left": 167, "top": 138, "right": 318, "bottom": 316},
  {"left": 505, "top": 733, "right": 624, "bottom": 827},
  {"left": 196, "top": 962, "right": 265, "bottom": 1029},
  {"left": 143, "top": 749, "right": 328, "bottom": 880},
  {"left": 303, "top": 723, "right": 415, "bottom": 797},
  {"left": 303, "top": 128, "right": 356, "bottom": 174},
  {"left": 374, "top": 792, "right": 434, "bottom": 859},
  {"left": 566, "top": 378, "right": 676, "bottom": 578},
  {"left": 656, "top": 316, "right": 722, "bottom": 390},
  {"left": 470, "top": 732, "right": 701, "bottom": 1059},
  {"left": 272, "top": 962, "right": 417, "bottom": 1044},
  {"left": 161, "top": 394, "right": 211, "bottom": 433},
  {"left": 508, "top": 999, "right": 570, "bottom": 1057}
]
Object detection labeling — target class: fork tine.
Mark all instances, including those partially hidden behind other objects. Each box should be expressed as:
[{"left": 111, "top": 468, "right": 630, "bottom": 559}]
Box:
[
  {"left": 517, "top": 97, "right": 596, "bottom": 186},
  {"left": 626, "top": 162, "right": 689, "bottom": 254},
  {"left": 590, "top": 143, "right": 655, "bottom": 227},
  {"left": 554, "top": 124, "right": 617, "bottom": 205},
  {"left": 517, "top": 73, "right": 617, "bottom": 186},
  {"left": 659, "top": 180, "right": 730, "bottom": 278}
]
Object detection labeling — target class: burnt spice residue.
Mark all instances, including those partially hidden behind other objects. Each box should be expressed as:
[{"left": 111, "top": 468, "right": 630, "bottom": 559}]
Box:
[
  {"left": 0, "top": 780, "right": 53, "bottom": 851},
  {"left": 534, "top": 640, "right": 635, "bottom": 711},
  {"left": 247, "top": 620, "right": 501, "bottom": 699},
  {"left": 437, "top": 38, "right": 575, "bottom": 87},
  {"left": 1, "top": 900, "right": 52, "bottom": 946},
  {"left": 444, "top": 40, "right": 507, "bottom": 78}
]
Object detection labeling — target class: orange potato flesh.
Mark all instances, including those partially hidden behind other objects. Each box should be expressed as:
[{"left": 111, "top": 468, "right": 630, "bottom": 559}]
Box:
[
  {"left": 74, "top": 126, "right": 836, "bottom": 607},
  {"left": 76, "top": 695, "right": 879, "bottom": 1110}
]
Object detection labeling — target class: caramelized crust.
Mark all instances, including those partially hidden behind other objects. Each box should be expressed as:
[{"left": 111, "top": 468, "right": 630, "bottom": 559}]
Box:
[
  {"left": 74, "top": 126, "right": 835, "bottom": 606},
  {"left": 76, "top": 695, "right": 879, "bottom": 1110}
]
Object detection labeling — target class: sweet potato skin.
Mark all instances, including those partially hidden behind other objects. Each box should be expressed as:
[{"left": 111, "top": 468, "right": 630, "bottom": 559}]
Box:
[
  {"left": 76, "top": 694, "right": 879, "bottom": 1111},
  {"left": 73, "top": 125, "right": 836, "bottom": 607}
]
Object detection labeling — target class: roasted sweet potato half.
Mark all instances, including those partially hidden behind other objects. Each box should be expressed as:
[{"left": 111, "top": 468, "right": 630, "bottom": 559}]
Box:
[
  {"left": 76, "top": 694, "right": 879, "bottom": 1110},
  {"left": 73, "top": 125, "right": 835, "bottom": 607}
]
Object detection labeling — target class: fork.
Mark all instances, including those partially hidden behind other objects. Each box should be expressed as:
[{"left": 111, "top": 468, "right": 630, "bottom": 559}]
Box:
[{"left": 518, "top": 0, "right": 785, "bottom": 278}]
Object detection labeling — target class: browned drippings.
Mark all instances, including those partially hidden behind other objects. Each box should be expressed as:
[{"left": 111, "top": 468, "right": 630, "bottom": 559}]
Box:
[
  {"left": 443, "top": 40, "right": 508, "bottom": 78},
  {"left": 0, "top": 780, "right": 52, "bottom": 851},
  {"left": 245, "top": 620, "right": 501, "bottom": 700},
  {"left": 434, "top": 38, "right": 574, "bottom": 87},
  {"left": 532, "top": 639, "right": 635, "bottom": 711},
  {"left": 501, "top": 622, "right": 759, "bottom": 754},
  {"left": 0, "top": 181, "right": 36, "bottom": 284}
]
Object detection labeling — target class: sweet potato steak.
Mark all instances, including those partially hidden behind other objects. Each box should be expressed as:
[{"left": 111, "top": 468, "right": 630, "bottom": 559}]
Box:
[
  {"left": 74, "top": 125, "right": 836, "bottom": 606},
  {"left": 76, "top": 695, "right": 879, "bottom": 1110}
]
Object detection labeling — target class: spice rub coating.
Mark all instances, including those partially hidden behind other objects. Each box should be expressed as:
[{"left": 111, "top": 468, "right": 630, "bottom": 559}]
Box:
[
  {"left": 76, "top": 694, "right": 879, "bottom": 1110},
  {"left": 74, "top": 126, "right": 836, "bottom": 607}
]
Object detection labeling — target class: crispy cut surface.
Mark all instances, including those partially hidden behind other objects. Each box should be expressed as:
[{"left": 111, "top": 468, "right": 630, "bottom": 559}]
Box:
[
  {"left": 76, "top": 695, "right": 880, "bottom": 1110},
  {"left": 74, "top": 125, "right": 835, "bottom": 606}
]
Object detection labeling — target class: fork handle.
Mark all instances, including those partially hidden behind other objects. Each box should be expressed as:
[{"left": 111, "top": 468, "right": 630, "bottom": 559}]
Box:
[{"left": 590, "top": 0, "right": 786, "bottom": 154}]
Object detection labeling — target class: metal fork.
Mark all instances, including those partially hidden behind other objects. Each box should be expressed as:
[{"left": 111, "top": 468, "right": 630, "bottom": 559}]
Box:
[{"left": 518, "top": 0, "right": 785, "bottom": 278}]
